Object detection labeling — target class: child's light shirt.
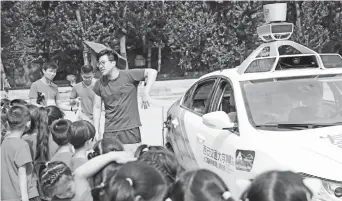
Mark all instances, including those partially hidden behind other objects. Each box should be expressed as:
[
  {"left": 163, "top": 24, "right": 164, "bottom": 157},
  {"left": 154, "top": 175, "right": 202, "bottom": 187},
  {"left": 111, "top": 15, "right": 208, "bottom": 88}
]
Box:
[{"left": 1, "top": 138, "right": 39, "bottom": 201}]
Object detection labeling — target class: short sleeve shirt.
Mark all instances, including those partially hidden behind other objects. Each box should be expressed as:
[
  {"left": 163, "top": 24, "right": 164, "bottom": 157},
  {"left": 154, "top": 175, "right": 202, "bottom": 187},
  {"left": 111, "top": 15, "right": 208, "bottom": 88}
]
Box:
[
  {"left": 70, "top": 157, "right": 88, "bottom": 172},
  {"left": 1, "top": 138, "right": 39, "bottom": 200},
  {"left": 93, "top": 69, "right": 145, "bottom": 132},
  {"left": 29, "top": 79, "right": 60, "bottom": 106},
  {"left": 70, "top": 80, "right": 96, "bottom": 119},
  {"left": 22, "top": 133, "right": 38, "bottom": 160},
  {"left": 50, "top": 152, "right": 73, "bottom": 167}
]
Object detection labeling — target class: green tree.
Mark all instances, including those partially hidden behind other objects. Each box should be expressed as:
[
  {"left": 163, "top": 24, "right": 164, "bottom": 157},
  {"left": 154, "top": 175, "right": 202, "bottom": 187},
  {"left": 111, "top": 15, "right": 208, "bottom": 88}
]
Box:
[{"left": 290, "top": 1, "right": 330, "bottom": 53}]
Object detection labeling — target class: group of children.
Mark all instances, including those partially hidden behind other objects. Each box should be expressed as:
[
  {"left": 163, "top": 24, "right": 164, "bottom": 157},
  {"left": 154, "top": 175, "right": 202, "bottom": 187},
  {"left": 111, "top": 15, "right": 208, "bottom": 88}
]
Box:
[{"left": 1, "top": 98, "right": 315, "bottom": 201}]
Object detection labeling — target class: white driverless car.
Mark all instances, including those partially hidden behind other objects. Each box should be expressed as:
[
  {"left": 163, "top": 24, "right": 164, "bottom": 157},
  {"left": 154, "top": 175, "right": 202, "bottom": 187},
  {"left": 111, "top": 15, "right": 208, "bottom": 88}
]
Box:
[{"left": 163, "top": 3, "right": 342, "bottom": 201}]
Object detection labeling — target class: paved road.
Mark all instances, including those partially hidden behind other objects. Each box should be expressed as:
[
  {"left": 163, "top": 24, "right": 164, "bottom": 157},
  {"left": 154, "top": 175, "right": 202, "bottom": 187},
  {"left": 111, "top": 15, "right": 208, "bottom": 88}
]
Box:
[{"left": 64, "top": 95, "right": 180, "bottom": 146}]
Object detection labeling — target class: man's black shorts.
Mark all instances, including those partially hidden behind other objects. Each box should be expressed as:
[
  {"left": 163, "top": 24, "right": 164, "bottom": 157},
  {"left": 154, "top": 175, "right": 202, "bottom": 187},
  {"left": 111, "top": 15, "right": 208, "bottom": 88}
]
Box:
[{"left": 103, "top": 127, "right": 141, "bottom": 144}]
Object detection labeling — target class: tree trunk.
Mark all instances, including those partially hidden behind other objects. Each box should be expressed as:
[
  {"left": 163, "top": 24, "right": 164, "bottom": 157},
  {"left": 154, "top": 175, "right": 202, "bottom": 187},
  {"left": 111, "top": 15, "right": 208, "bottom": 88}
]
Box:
[
  {"left": 75, "top": 8, "right": 89, "bottom": 65},
  {"left": 120, "top": 35, "right": 127, "bottom": 59},
  {"left": 120, "top": 36, "right": 128, "bottom": 69},
  {"left": 120, "top": 4, "right": 128, "bottom": 69},
  {"left": 22, "top": 60, "right": 32, "bottom": 86},
  {"left": 295, "top": 2, "right": 302, "bottom": 35},
  {"left": 43, "top": 2, "right": 50, "bottom": 59},
  {"left": 157, "top": 45, "right": 162, "bottom": 72},
  {"left": 142, "top": 35, "right": 146, "bottom": 54},
  {"left": 147, "top": 46, "right": 152, "bottom": 68},
  {"left": 0, "top": 56, "right": 11, "bottom": 92}
]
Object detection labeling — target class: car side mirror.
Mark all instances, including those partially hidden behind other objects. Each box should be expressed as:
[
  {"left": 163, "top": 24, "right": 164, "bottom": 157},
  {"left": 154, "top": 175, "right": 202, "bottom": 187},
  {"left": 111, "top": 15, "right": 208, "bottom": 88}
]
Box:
[{"left": 202, "top": 111, "right": 236, "bottom": 130}]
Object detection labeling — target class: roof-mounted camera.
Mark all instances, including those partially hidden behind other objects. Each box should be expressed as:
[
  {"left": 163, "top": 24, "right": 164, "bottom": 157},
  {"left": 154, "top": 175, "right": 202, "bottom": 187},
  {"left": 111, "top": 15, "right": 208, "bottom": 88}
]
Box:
[{"left": 257, "top": 3, "right": 294, "bottom": 42}]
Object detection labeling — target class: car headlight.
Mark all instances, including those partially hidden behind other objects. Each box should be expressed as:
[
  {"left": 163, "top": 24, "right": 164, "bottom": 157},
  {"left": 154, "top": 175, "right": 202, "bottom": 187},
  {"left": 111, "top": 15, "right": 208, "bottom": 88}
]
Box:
[
  {"left": 322, "top": 181, "right": 342, "bottom": 198},
  {"left": 300, "top": 173, "right": 342, "bottom": 200}
]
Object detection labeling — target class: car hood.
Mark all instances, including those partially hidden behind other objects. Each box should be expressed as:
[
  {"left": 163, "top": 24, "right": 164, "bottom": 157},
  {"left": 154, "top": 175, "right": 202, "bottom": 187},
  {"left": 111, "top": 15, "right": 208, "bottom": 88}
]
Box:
[{"left": 258, "top": 126, "right": 342, "bottom": 180}]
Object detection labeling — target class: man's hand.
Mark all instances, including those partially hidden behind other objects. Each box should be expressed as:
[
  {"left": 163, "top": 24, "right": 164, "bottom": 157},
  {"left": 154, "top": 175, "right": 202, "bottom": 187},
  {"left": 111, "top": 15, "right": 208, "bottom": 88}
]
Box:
[{"left": 141, "top": 92, "right": 150, "bottom": 109}]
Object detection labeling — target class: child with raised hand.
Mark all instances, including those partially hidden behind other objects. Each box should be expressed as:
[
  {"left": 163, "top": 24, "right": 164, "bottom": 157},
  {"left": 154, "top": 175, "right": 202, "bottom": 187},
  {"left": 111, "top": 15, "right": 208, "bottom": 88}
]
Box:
[
  {"left": 169, "top": 169, "right": 235, "bottom": 201},
  {"left": 38, "top": 151, "right": 135, "bottom": 201},
  {"left": 50, "top": 119, "right": 73, "bottom": 167},
  {"left": 1, "top": 105, "right": 40, "bottom": 201},
  {"left": 68, "top": 120, "right": 96, "bottom": 171}
]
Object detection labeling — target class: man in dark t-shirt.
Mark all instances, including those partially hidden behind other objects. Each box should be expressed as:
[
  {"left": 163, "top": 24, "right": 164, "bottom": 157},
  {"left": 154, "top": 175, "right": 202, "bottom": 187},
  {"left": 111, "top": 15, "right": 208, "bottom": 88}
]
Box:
[{"left": 93, "top": 49, "right": 157, "bottom": 152}]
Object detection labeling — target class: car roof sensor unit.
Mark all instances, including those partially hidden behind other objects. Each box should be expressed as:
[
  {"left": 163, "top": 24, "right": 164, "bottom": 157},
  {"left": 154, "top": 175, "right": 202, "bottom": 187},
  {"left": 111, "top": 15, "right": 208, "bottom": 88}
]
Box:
[
  {"left": 235, "top": 3, "right": 338, "bottom": 74},
  {"left": 257, "top": 3, "right": 293, "bottom": 42},
  {"left": 257, "top": 23, "right": 294, "bottom": 42}
]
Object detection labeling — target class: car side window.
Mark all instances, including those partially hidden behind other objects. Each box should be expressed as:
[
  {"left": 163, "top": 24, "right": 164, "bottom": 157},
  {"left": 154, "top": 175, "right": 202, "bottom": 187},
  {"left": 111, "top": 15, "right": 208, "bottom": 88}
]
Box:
[
  {"left": 182, "top": 85, "right": 195, "bottom": 109},
  {"left": 212, "top": 80, "right": 238, "bottom": 122},
  {"left": 190, "top": 80, "right": 216, "bottom": 115}
]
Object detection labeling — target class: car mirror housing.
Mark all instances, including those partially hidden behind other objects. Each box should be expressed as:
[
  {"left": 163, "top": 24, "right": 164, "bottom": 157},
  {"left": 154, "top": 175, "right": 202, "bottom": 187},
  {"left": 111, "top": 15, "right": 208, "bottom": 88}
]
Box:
[{"left": 202, "top": 111, "right": 236, "bottom": 130}]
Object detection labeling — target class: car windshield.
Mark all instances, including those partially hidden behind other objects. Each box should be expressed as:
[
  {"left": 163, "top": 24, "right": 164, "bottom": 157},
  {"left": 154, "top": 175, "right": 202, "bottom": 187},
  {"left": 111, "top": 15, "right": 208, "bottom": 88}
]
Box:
[{"left": 240, "top": 74, "right": 342, "bottom": 128}]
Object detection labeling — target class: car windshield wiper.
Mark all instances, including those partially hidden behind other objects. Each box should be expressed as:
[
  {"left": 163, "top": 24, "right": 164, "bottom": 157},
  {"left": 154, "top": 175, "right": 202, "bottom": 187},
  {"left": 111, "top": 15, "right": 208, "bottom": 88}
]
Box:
[{"left": 255, "top": 123, "right": 342, "bottom": 130}]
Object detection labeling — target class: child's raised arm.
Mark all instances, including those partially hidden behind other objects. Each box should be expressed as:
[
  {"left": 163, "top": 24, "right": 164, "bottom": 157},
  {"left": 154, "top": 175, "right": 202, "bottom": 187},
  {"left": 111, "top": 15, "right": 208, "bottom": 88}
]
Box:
[
  {"left": 18, "top": 165, "right": 29, "bottom": 201},
  {"left": 74, "top": 151, "right": 136, "bottom": 180}
]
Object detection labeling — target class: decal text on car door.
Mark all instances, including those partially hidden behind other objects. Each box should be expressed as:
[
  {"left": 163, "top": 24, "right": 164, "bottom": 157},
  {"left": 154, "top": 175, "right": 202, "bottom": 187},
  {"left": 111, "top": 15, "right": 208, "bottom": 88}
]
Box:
[{"left": 203, "top": 145, "right": 234, "bottom": 173}]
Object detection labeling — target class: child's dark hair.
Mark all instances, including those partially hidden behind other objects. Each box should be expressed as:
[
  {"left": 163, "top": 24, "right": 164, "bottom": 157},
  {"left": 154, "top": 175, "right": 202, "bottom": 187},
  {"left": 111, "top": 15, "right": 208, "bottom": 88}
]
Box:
[
  {"left": 10, "top": 99, "right": 28, "bottom": 106},
  {"left": 87, "top": 138, "right": 124, "bottom": 160},
  {"left": 97, "top": 49, "right": 119, "bottom": 63},
  {"left": 46, "top": 105, "right": 64, "bottom": 126},
  {"left": 91, "top": 162, "right": 123, "bottom": 201},
  {"left": 6, "top": 105, "right": 31, "bottom": 130},
  {"left": 169, "top": 169, "right": 234, "bottom": 201},
  {"left": 38, "top": 161, "right": 72, "bottom": 198},
  {"left": 240, "top": 171, "right": 312, "bottom": 201},
  {"left": 81, "top": 65, "right": 94, "bottom": 74},
  {"left": 42, "top": 61, "right": 58, "bottom": 71},
  {"left": 68, "top": 120, "right": 95, "bottom": 149},
  {"left": 134, "top": 144, "right": 166, "bottom": 158},
  {"left": 105, "top": 161, "right": 168, "bottom": 201},
  {"left": 1, "top": 98, "right": 10, "bottom": 107},
  {"left": 50, "top": 119, "right": 71, "bottom": 146},
  {"left": 138, "top": 149, "right": 184, "bottom": 186},
  {"left": 26, "top": 105, "right": 50, "bottom": 162}
]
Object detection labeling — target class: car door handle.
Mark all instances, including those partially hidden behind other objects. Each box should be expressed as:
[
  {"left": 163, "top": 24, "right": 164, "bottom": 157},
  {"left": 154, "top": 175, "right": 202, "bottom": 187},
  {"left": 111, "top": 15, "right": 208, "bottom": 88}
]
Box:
[{"left": 196, "top": 134, "right": 206, "bottom": 143}]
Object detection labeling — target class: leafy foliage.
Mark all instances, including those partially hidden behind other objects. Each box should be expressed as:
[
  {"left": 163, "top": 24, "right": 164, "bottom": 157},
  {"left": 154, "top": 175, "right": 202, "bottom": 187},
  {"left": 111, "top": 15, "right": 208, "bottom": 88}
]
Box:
[{"left": 1, "top": 1, "right": 342, "bottom": 87}]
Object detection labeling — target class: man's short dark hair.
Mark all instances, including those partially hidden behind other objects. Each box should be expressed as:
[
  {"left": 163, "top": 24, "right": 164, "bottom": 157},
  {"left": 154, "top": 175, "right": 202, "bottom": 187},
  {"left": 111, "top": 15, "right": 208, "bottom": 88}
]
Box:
[
  {"left": 42, "top": 61, "right": 58, "bottom": 71},
  {"left": 97, "top": 49, "right": 119, "bottom": 63},
  {"left": 51, "top": 119, "right": 72, "bottom": 146},
  {"left": 81, "top": 65, "right": 94, "bottom": 74}
]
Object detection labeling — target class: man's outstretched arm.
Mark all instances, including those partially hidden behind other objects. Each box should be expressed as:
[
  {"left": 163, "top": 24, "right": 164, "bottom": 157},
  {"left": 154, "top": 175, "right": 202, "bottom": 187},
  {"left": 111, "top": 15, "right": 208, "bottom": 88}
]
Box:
[
  {"left": 93, "top": 94, "right": 102, "bottom": 140},
  {"left": 141, "top": 69, "right": 158, "bottom": 109}
]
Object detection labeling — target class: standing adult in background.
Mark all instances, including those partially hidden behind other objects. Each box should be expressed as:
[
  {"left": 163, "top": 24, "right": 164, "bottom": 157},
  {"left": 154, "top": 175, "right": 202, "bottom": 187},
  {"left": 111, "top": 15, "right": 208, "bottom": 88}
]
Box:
[
  {"left": 93, "top": 49, "right": 157, "bottom": 152},
  {"left": 29, "top": 61, "right": 77, "bottom": 112},
  {"left": 70, "top": 65, "right": 97, "bottom": 122}
]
